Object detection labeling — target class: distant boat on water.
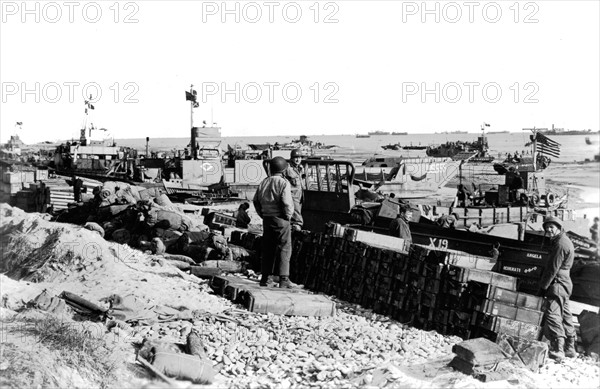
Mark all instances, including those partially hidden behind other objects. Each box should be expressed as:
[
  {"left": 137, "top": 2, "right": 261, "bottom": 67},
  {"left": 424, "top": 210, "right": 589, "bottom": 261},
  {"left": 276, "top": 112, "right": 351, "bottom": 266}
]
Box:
[
  {"left": 368, "top": 130, "right": 390, "bottom": 136},
  {"left": 585, "top": 137, "right": 592, "bottom": 145},
  {"left": 381, "top": 143, "right": 401, "bottom": 151},
  {"left": 488, "top": 131, "right": 510, "bottom": 134},
  {"left": 356, "top": 134, "right": 371, "bottom": 138},
  {"left": 536, "top": 124, "right": 597, "bottom": 136},
  {"left": 392, "top": 131, "right": 408, "bottom": 135},
  {"left": 427, "top": 124, "right": 492, "bottom": 162}
]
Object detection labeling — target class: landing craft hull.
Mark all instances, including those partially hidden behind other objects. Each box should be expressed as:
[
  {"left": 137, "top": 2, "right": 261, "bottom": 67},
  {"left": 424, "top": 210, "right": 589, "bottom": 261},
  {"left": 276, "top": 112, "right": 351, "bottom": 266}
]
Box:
[{"left": 354, "top": 158, "right": 461, "bottom": 198}]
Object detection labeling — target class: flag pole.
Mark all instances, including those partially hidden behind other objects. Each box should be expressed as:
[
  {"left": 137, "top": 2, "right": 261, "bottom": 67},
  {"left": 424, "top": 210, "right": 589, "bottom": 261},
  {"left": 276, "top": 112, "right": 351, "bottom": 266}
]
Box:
[{"left": 190, "top": 85, "right": 194, "bottom": 130}]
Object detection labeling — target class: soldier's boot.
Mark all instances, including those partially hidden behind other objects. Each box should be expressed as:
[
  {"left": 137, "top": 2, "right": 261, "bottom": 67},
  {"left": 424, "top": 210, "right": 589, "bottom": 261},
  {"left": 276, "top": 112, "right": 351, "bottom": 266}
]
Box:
[
  {"left": 564, "top": 336, "right": 578, "bottom": 358},
  {"left": 549, "top": 337, "right": 565, "bottom": 361},
  {"left": 259, "top": 274, "right": 269, "bottom": 287},
  {"left": 279, "top": 276, "right": 293, "bottom": 289}
]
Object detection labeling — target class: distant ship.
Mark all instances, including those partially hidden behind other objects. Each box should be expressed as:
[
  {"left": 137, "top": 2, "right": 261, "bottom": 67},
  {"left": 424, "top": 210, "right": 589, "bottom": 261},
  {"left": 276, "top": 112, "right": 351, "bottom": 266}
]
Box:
[
  {"left": 488, "top": 131, "right": 510, "bottom": 134},
  {"left": 536, "top": 124, "right": 598, "bottom": 136},
  {"left": 391, "top": 131, "right": 408, "bottom": 135},
  {"left": 438, "top": 130, "right": 469, "bottom": 134},
  {"left": 356, "top": 134, "right": 371, "bottom": 138},
  {"left": 368, "top": 130, "right": 390, "bottom": 136}
]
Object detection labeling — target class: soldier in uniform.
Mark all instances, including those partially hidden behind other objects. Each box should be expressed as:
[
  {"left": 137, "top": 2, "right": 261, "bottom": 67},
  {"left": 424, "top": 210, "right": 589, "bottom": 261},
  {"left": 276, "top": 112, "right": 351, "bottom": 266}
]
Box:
[
  {"left": 253, "top": 156, "right": 295, "bottom": 288},
  {"left": 538, "top": 216, "right": 577, "bottom": 360},
  {"left": 284, "top": 148, "right": 306, "bottom": 231},
  {"left": 389, "top": 203, "right": 414, "bottom": 246}
]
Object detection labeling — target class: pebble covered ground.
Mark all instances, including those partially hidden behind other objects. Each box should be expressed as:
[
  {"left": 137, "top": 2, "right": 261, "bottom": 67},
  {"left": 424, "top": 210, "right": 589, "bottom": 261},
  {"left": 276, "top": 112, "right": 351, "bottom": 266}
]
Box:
[{"left": 1, "top": 203, "right": 599, "bottom": 388}]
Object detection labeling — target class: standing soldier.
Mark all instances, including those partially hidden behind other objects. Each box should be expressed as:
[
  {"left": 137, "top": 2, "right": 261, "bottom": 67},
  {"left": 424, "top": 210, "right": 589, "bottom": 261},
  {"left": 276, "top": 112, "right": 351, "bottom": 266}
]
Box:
[
  {"left": 284, "top": 148, "right": 306, "bottom": 231},
  {"left": 389, "top": 203, "right": 414, "bottom": 247},
  {"left": 253, "top": 156, "right": 295, "bottom": 288},
  {"left": 538, "top": 216, "right": 577, "bottom": 360}
]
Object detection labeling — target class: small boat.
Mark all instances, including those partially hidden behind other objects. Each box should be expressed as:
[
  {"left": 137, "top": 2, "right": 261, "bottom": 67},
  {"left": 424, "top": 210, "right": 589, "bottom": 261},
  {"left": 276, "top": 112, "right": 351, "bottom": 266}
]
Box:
[
  {"left": 585, "top": 137, "right": 592, "bottom": 145},
  {"left": 381, "top": 143, "right": 401, "bottom": 151},
  {"left": 402, "top": 144, "right": 427, "bottom": 150},
  {"left": 356, "top": 134, "right": 371, "bottom": 138},
  {"left": 427, "top": 124, "right": 491, "bottom": 161}
]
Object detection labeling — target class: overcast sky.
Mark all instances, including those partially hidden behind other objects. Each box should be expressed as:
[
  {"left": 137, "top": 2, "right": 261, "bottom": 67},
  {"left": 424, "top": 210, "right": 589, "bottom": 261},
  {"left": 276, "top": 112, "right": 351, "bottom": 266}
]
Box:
[{"left": 1, "top": 0, "right": 598, "bottom": 143}]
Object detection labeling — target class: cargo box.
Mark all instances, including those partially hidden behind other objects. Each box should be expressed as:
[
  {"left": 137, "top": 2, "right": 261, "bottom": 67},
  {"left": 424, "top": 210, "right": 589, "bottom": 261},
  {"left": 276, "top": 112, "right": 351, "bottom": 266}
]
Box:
[{"left": 497, "top": 260, "right": 543, "bottom": 279}]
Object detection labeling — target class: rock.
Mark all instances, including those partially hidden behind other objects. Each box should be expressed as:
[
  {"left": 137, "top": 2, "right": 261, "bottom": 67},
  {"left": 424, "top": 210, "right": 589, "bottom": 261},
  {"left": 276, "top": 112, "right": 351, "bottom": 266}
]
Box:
[{"left": 285, "top": 342, "right": 297, "bottom": 352}]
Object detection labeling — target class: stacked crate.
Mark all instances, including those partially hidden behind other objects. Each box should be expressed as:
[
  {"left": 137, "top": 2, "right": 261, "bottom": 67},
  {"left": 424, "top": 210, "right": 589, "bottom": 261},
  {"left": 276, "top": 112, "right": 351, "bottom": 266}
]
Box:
[
  {"left": 1, "top": 170, "right": 35, "bottom": 201},
  {"left": 470, "top": 285, "right": 544, "bottom": 341},
  {"left": 290, "top": 227, "right": 544, "bottom": 341},
  {"left": 495, "top": 254, "right": 544, "bottom": 295}
]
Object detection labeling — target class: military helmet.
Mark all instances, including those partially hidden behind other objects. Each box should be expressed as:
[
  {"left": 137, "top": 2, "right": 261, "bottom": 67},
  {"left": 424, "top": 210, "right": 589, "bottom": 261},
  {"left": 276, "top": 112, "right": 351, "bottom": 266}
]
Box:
[
  {"left": 270, "top": 156, "right": 288, "bottom": 174},
  {"left": 290, "top": 149, "right": 303, "bottom": 158},
  {"left": 542, "top": 215, "right": 562, "bottom": 230}
]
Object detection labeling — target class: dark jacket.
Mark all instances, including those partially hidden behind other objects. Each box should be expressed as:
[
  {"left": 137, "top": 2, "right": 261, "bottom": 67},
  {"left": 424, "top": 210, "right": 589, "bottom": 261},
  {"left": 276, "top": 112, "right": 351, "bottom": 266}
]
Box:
[
  {"left": 539, "top": 230, "right": 574, "bottom": 294},
  {"left": 389, "top": 217, "right": 412, "bottom": 245},
  {"left": 234, "top": 208, "right": 251, "bottom": 228}
]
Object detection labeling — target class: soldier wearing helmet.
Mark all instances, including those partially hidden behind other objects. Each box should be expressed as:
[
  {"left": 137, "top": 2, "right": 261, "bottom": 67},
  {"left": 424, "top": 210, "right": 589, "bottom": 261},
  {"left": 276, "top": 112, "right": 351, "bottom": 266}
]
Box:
[
  {"left": 538, "top": 215, "right": 577, "bottom": 360},
  {"left": 253, "top": 156, "right": 295, "bottom": 288},
  {"left": 284, "top": 148, "right": 306, "bottom": 232}
]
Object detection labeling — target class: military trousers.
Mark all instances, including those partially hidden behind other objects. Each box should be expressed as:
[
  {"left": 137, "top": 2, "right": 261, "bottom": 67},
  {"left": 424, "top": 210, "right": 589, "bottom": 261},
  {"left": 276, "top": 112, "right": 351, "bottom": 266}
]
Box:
[
  {"left": 261, "top": 216, "right": 292, "bottom": 277},
  {"left": 544, "top": 283, "right": 576, "bottom": 340}
]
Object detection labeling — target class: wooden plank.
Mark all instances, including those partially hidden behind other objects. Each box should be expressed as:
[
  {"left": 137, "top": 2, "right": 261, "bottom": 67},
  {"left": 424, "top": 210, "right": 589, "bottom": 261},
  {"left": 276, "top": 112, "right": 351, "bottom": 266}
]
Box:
[{"left": 344, "top": 228, "right": 407, "bottom": 252}]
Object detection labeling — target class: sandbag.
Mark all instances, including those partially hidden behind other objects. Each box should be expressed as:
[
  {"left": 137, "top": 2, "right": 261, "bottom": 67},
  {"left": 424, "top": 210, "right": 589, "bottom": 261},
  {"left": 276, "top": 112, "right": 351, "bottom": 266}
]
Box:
[
  {"left": 151, "top": 345, "right": 215, "bottom": 384},
  {"left": 208, "top": 233, "right": 229, "bottom": 255},
  {"left": 29, "top": 290, "right": 69, "bottom": 316},
  {"left": 112, "top": 228, "right": 132, "bottom": 244},
  {"left": 151, "top": 238, "right": 166, "bottom": 255},
  {"left": 115, "top": 187, "right": 137, "bottom": 204},
  {"left": 155, "top": 193, "right": 174, "bottom": 207},
  {"left": 452, "top": 338, "right": 508, "bottom": 366},
  {"left": 186, "top": 329, "right": 207, "bottom": 358},
  {"left": 102, "top": 181, "right": 118, "bottom": 195},
  {"left": 167, "top": 260, "right": 192, "bottom": 271},
  {"left": 162, "top": 254, "right": 196, "bottom": 265},
  {"left": 137, "top": 188, "right": 151, "bottom": 201},
  {"left": 147, "top": 209, "right": 189, "bottom": 231},
  {"left": 84, "top": 222, "right": 105, "bottom": 237},
  {"left": 229, "top": 244, "right": 251, "bottom": 261}
]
